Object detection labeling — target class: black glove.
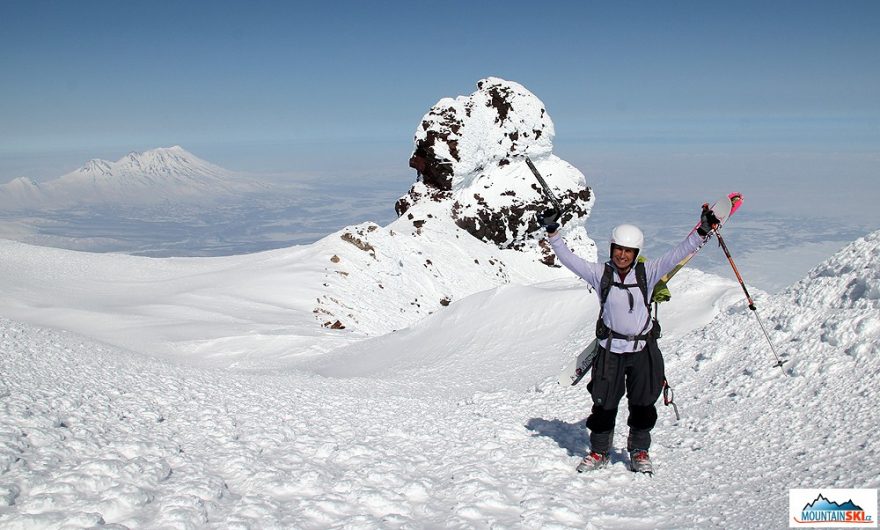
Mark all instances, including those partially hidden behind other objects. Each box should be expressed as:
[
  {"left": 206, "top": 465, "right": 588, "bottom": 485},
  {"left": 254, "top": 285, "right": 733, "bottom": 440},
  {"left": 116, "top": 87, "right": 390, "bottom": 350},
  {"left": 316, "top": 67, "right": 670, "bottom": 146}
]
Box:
[
  {"left": 536, "top": 208, "right": 560, "bottom": 233},
  {"left": 697, "top": 205, "right": 721, "bottom": 236}
]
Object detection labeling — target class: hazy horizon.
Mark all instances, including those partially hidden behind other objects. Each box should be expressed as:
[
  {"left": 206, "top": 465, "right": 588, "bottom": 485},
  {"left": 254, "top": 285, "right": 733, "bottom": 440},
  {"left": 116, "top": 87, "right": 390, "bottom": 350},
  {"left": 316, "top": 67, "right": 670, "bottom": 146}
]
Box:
[{"left": 2, "top": 1, "right": 877, "bottom": 183}]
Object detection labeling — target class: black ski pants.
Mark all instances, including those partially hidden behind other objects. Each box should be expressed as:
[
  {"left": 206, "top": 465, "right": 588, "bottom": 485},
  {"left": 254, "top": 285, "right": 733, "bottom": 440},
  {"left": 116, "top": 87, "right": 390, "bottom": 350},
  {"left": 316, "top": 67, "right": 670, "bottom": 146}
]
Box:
[{"left": 585, "top": 344, "right": 664, "bottom": 453}]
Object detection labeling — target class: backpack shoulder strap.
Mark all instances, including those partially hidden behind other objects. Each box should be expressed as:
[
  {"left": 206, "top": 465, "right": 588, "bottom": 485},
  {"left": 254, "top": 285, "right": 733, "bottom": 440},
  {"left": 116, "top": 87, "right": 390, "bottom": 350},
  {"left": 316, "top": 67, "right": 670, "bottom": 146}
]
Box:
[
  {"left": 599, "top": 262, "right": 614, "bottom": 306},
  {"left": 635, "top": 260, "right": 649, "bottom": 310}
]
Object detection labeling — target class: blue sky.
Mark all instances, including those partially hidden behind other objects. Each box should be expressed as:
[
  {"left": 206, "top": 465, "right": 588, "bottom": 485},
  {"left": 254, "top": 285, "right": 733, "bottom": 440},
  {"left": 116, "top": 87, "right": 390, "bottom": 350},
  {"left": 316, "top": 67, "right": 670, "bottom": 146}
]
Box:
[{"left": 1, "top": 0, "right": 878, "bottom": 206}]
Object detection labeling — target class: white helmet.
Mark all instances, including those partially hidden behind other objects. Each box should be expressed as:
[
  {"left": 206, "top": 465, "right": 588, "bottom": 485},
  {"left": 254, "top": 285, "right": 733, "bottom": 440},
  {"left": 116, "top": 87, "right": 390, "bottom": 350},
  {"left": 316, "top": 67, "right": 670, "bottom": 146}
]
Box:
[{"left": 610, "top": 224, "right": 644, "bottom": 250}]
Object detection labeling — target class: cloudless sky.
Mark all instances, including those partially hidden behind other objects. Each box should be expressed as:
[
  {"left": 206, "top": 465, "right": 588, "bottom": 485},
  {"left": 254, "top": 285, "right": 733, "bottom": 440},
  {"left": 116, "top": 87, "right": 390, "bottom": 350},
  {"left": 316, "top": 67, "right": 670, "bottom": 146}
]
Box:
[{"left": 1, "top": 0, "right": 878, "bottom": 217}]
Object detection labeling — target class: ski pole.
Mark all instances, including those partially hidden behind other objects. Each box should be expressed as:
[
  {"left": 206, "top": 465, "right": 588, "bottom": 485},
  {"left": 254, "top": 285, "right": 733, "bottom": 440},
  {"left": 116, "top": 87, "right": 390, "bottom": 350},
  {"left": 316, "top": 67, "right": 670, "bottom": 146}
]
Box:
[
  {"left": 525, "top": 157, "right": 564, "bottom": 214},
  {"left": 712, "top": 228, "right": 788, "bottom": 375}
]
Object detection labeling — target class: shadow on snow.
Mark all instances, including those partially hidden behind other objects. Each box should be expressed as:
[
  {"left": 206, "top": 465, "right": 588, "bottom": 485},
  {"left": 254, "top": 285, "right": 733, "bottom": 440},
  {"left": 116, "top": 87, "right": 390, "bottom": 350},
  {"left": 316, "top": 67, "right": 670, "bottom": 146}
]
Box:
[{"left": 525, "top": 417, "right": 589, "bottom": 457}]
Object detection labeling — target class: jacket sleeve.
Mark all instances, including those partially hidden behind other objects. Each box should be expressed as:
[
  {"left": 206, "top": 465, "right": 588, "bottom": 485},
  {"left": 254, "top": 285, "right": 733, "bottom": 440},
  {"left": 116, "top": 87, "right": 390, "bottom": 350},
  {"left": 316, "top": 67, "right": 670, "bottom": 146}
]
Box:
[
  {"left": 646, "top": 231, "right": 706, "bottom": 287},
  {"left": 548, "top": 233, "right": 603, "bottom": 290}
]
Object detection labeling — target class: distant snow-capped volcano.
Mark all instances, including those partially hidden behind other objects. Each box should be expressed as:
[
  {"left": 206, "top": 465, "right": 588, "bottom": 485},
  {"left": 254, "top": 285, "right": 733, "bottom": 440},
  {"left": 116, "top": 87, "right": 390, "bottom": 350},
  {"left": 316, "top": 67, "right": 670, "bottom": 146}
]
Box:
[
  {"left": 58, "top": 146, "right": 234, "bottom": 184},
  {"left": 0, "top": 146, "right": 266, "bottom": 209}
]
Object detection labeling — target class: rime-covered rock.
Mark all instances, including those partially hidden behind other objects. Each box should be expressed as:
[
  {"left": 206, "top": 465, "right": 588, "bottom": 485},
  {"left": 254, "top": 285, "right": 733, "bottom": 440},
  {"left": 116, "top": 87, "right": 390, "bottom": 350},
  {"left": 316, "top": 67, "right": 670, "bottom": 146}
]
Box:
[{"left": 397, "top": 77, "right": 596, "bottom": 266}]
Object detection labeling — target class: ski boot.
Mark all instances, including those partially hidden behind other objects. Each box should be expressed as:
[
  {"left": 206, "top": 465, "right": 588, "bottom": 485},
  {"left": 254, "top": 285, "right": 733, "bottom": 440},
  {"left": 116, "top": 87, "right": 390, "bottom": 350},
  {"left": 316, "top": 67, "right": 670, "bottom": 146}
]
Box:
[
  {"left": 576, "top": 451, "right": 609, "bottom": 473},
  {"left": 628, "top": 449, "right": 653, "bottom": 475}
]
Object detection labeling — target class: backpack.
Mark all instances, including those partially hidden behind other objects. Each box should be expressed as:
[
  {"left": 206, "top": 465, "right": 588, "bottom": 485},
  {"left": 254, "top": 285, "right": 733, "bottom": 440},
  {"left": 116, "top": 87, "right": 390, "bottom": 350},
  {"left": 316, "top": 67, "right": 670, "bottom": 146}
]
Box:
[{"left": 595, "top": 259, "right": 662, "bottom": 344}]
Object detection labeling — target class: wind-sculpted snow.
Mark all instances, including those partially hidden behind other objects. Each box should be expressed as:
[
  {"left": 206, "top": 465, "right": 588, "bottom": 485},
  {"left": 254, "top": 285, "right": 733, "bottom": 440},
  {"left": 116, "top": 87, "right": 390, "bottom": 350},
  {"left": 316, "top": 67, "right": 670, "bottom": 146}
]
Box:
[
  {"left": 1, "top": 231, "right": 878, "bottom": 527},
  {"left": 662, "top": 231, "right": 880, "bottom": 524},
  {"left": 784, "top": 230, "right": 880, "bottom": 310},
  {"left": 0, "top": 316, "right": 721, "bottom": 528}
]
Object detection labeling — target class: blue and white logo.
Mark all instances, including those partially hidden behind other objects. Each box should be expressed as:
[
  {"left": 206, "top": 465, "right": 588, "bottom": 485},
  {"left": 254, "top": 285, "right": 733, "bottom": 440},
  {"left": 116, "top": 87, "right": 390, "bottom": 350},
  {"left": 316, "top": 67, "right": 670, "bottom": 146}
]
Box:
[{"left": 790, "top": 489, "right": 877, "bottom": 528}]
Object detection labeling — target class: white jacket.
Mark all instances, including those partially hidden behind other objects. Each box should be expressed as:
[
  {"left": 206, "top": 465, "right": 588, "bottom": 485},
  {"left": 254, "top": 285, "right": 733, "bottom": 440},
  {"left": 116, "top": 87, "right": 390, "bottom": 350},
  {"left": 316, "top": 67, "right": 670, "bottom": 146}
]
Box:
[{"left": 549, "top": 231, "right": 704, "bottom": 353}]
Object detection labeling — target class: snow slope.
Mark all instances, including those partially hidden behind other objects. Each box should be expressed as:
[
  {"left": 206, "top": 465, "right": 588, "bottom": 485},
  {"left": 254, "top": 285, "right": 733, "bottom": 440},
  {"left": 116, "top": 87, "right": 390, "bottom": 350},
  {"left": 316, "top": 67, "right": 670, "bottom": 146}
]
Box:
[
  {"left": 1, "top": 230, "right": 878, "bottom": 528},
  {"left": 0, "top": 209, "right": 570, "bottom": 365}
]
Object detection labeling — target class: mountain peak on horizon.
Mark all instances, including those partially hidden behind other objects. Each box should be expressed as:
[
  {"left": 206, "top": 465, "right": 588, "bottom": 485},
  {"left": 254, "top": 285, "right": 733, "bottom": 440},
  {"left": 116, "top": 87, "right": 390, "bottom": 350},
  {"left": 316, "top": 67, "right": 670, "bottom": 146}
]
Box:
[
  {"left": 123, "top": 145, "right": 196, "bottom": 160},
  {"left": 0, "top": 146, "right": 263, "bottom": 210},
  {"left": 79, "top": 158, "right": 113, "bottom": 175},
  {"left": 65, "top": 146, "right": 232, "bottom": 181}
]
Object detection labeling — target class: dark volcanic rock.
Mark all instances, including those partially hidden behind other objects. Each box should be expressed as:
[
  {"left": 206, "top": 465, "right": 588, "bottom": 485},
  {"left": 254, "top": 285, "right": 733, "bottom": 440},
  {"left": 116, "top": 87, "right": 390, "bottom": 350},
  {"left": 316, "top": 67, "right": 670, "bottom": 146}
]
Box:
[{"left": 397, "top": 77, "right": 596, "bottom": 262}]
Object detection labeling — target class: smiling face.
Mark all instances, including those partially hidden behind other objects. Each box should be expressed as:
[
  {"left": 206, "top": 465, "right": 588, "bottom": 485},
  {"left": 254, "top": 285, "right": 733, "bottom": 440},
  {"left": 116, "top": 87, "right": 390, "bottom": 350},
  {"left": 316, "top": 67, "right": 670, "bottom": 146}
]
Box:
[{"left": 611, "top": 243, "right": 638, "bottom": 273}]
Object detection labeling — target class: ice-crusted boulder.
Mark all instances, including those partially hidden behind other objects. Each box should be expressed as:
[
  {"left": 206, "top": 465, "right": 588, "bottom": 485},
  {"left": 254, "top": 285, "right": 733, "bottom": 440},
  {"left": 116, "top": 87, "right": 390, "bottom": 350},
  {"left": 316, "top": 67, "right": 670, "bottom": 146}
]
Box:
[{"left": 396, "top": 77, "right": 596, "bottom": 265}]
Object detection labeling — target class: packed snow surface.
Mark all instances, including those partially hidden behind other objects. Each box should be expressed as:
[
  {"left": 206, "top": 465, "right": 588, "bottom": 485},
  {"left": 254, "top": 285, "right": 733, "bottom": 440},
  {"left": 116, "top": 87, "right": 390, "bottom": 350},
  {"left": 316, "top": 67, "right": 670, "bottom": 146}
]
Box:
[{"left": 1, "top": 228, "right": 879, "bottom": 528}]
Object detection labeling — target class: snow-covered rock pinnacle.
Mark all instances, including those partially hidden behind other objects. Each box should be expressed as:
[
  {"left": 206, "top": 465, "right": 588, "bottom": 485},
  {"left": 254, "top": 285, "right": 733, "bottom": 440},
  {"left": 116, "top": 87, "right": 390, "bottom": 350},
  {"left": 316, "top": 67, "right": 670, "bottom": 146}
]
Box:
[
  {"left": 298, "top": 79, "right": 600, "bottom": 334},
  {"left": 396, "top": 77, "right": 595, "bottom": 265}
]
